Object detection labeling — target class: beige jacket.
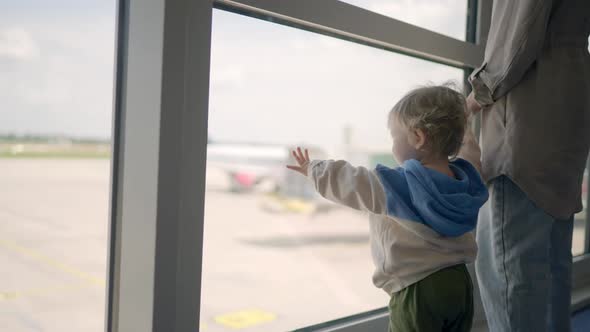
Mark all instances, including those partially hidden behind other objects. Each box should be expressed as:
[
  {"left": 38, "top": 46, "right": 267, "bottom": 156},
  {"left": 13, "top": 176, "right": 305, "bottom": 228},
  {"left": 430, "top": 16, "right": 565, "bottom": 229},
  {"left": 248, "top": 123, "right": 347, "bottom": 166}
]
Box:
[{"left": 470, "top": 0, "right": 590, "bottom": 219}]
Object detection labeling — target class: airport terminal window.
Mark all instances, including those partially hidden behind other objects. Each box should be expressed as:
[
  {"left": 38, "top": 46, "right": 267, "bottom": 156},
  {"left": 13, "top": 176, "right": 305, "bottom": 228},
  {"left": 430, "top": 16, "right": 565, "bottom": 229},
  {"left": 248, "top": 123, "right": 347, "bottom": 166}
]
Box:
[
  {"left": 0, "top": 2, "right": 115, "bottom": 331},
  {"left": 202, "top": 9, "right": 464, "bottom": 331},
  {"left": 341, "top": 0, "right": 468, "bottom": 41}
]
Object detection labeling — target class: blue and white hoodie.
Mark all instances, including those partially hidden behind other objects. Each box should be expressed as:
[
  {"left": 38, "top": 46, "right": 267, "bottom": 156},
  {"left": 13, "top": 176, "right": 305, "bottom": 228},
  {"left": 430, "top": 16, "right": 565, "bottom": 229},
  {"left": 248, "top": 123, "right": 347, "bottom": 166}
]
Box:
[{"left": 307, "top": 147, "right": 488, "bottom": 295}]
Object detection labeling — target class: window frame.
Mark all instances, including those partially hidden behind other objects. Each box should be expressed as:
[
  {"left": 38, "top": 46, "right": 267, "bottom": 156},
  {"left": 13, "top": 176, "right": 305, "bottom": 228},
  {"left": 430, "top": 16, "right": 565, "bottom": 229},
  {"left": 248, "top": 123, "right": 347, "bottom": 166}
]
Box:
[{"left": 106, "top": 0, "right": 590, "bottom": 331}]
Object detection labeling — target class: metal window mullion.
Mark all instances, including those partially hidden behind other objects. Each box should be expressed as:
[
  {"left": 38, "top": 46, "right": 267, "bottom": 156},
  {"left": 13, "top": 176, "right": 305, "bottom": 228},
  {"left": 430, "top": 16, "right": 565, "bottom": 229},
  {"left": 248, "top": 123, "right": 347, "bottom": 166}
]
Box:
[
  {"left": 463, "top": 0, "right": 478, "bottom": 91},
  {"left": 585, "top": 159, "right": 590, "bottom": 254},
  {"left": 104, "top": 0, "right": 129, "bottom": 329},
  {"left": 463, "top": 0, "right": 478, "bottom": 93},
  {"left": 214, "top": 0, "right": 485, "bottom": 69},
  {"left": 107, "top": 0, "right": 212, "bottom": 331},
  {"left": 476, "top": 0, "right": 492, "bottom": 48},
  {"left": 107, "top": 0, "right": 166, "bottom": 329},
  {"left": 471, "top": 0, "right": 492, "bottom": 138}
]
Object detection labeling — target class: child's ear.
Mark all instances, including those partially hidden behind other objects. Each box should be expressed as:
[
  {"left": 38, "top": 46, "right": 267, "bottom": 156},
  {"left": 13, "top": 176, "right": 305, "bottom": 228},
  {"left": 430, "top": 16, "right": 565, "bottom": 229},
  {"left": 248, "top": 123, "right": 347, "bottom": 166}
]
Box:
[{"left": 412, "top": 128, "right": 426, "bottom": 150}]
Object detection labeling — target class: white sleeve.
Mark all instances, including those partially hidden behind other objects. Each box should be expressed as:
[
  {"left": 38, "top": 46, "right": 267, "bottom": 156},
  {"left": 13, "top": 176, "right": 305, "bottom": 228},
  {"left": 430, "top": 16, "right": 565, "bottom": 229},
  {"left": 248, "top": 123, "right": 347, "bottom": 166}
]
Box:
[{"left": 307, "top": 159, "right": 388, "bottom": 215}]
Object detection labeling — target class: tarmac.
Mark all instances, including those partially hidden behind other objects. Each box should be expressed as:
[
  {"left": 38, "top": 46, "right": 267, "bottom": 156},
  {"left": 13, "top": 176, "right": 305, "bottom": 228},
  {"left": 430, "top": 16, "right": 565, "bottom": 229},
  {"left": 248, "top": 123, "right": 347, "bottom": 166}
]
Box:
[{"left": 0, "top": 159, "right": 585, "bottom": 331}]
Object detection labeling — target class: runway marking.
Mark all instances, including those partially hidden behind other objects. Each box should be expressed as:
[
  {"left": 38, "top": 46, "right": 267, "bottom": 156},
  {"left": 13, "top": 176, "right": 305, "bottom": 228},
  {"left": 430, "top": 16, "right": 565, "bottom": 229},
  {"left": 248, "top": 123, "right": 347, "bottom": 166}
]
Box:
[
  {"left": 214, "top": 309, "right": 276, "bottom": 329},
  {"left": 261, "top": 194, "right": 316, "bottom": 214},
  {"left": 0, "top": 283, "right": 91, "bottom": 301},
  {"left": 0, "top": 238, "right": 105, "bottom": 287}
]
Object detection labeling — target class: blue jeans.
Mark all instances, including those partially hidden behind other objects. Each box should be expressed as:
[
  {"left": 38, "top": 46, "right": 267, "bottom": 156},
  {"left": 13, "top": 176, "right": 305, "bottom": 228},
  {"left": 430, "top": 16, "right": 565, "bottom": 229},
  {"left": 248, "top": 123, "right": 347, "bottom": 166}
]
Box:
[{"left": 476, "top": 176, "right": 574, "bottom": 332}]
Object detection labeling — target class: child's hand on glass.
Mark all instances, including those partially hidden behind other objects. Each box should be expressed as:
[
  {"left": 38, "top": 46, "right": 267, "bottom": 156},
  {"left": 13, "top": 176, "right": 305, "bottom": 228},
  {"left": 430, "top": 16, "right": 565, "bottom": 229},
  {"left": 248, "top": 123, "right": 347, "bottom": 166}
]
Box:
[{"left": 286, "top": 147, "right": 310, "bottom": 176}]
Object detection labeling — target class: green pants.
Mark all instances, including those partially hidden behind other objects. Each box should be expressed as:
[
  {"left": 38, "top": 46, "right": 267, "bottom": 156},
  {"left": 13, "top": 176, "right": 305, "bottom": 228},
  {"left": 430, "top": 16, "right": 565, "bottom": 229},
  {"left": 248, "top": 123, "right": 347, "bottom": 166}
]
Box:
[{"left": 388, "top": 264, "right": 473, "bottom": 332}]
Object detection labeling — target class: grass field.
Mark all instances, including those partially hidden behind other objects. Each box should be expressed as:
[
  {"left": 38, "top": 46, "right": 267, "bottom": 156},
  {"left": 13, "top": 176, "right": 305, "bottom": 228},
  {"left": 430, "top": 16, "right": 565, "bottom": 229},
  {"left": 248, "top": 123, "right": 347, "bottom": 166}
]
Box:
[{"left": 0, "top": 143, "right": 110, "bottom": 159}]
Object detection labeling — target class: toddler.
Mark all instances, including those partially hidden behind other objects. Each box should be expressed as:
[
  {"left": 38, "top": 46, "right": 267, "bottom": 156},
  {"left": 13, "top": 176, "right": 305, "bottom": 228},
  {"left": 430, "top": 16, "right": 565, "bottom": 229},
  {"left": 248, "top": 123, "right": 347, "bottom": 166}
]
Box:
[{"left": 287, "top": 84, "right": 488, "bottom": 331}]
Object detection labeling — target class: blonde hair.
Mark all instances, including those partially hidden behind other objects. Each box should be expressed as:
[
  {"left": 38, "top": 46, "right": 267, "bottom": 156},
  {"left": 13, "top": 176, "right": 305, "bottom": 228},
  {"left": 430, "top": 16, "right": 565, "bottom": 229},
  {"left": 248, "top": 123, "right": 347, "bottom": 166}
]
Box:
[{"left": 388, "top": 82, "right": 467, "bottom": 159}]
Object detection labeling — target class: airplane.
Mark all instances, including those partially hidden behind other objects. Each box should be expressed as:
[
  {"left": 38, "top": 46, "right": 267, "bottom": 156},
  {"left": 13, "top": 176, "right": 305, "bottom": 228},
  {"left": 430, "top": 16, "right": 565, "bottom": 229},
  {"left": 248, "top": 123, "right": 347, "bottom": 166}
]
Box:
[
  {"left": 207, "top": 142, "right": 289, "bottom": 192},
  {"left": 206, "top": 140, "right": 325, "bottom": 195}
]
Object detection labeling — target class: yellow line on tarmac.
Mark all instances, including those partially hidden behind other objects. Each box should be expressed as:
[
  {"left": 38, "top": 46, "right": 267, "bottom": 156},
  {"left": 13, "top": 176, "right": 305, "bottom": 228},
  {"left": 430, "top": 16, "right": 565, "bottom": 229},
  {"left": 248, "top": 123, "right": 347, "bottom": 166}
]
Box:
[
  {"left": 0, "top": 238, "right": 105, "bottom": 287},
  {"left": 214, "top": 309, "right": 276, "bottom": 329},
  {"left": 0, "top": 283, "right": 91, "bottom": 301}
]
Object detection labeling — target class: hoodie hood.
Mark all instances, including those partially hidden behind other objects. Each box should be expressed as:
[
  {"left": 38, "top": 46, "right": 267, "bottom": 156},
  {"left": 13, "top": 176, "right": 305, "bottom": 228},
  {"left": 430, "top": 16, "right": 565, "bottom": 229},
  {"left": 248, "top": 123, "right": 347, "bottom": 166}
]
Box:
[{"left": 375, "top": 158, "right": 489, "bottom": 237}]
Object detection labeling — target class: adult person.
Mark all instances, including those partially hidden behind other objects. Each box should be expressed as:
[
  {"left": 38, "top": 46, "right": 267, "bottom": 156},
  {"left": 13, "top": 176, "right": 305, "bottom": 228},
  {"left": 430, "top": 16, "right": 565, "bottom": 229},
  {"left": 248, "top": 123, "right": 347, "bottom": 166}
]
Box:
[{"left": 467, "top": 0, "right": 590, "bottom": 331}]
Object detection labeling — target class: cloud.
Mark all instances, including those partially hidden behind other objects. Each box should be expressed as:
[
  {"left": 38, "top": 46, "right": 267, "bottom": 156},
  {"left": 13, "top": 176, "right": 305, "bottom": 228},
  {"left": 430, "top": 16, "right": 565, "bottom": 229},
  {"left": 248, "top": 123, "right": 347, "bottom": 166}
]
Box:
[
  {"left": 0, "top": 18, "right": 115, "bottom": 138},
  {"left": 1, "top": 3, "right": 466, "bottom": 142},
  {"left": 0, "top": 28, "right": 39, "bottom": 60}
]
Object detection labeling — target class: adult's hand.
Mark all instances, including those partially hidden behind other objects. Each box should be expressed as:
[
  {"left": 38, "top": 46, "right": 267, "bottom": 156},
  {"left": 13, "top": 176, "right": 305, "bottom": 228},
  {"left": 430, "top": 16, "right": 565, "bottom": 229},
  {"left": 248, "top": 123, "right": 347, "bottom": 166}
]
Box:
[{"left": 466, "top": 91, "right": 483, "bottom": 115}]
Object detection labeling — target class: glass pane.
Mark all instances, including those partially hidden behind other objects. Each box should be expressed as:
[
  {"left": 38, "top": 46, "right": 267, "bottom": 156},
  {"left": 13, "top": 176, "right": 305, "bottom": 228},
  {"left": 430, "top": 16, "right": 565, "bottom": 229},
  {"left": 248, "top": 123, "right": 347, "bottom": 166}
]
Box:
[
  {"left": 0, "top": 2, "right": 115, "bottom": 331},
  {"left": 202, "top": 9, "right": 464, "bottom": 331},
  {"left": 341, "top": 0, "right": 468, "bottom": 41},
  {"left": 573, "top": 163, "right": 588, "bottom": 256}
]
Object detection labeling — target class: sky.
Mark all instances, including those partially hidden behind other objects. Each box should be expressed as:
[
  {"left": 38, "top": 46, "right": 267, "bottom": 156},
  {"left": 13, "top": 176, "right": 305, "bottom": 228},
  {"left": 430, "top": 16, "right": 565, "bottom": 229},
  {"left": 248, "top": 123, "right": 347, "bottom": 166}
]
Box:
[
  {"left": 0, "top": 1, "right": 116, "bottom": 139},
  {"left": 208, "top": 1, "right": 467, "bottom": 153},
  {"left": 0, "top": 0, "right": 468, "bottom": 149}
]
